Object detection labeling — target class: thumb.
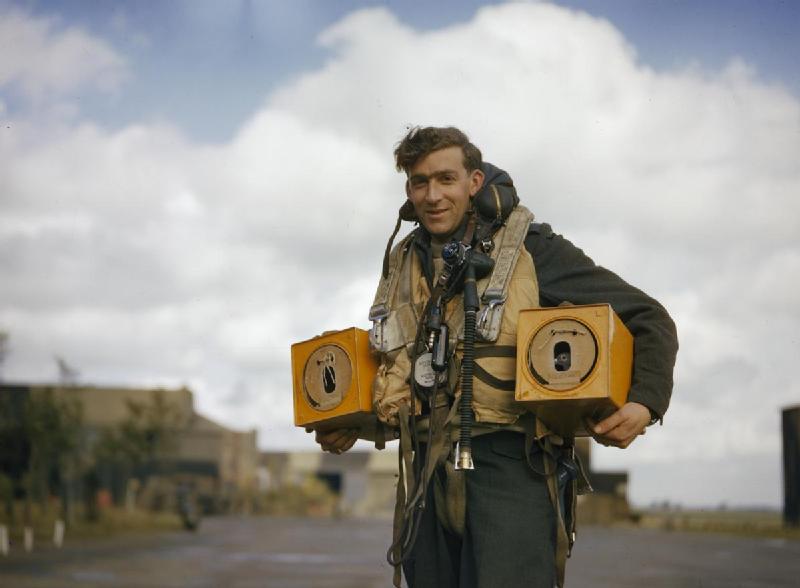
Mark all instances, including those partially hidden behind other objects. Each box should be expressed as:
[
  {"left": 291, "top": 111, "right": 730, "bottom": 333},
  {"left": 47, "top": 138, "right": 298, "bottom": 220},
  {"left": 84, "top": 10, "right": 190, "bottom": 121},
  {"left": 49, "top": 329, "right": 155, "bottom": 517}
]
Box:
[{"left": 594, "top": 409, "right": 623, "bottom": 435}]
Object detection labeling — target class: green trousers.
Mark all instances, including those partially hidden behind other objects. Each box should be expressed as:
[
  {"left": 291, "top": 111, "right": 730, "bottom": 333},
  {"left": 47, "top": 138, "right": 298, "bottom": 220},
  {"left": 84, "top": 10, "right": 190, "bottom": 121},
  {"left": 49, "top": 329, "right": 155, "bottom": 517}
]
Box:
[{"left": 403, "top": 431, "right": 557, "bottom": 588}]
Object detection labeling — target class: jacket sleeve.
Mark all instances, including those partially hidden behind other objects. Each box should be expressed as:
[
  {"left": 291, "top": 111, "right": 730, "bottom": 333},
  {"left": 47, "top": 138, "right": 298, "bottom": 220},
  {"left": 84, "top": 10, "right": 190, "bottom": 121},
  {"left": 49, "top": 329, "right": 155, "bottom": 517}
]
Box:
[{"left": 524, "top": 223, "right": 678, "bottom": 420}]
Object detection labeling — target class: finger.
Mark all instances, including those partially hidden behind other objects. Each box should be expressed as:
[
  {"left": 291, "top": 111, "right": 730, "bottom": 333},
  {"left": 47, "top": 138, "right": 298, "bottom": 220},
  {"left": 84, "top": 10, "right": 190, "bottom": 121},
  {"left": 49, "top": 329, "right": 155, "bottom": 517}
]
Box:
[
  {"left": 599, "top": 407, "right": 647, "bottom": 440},
  {"left": 593, "top": 410, "right": 624, "bottom": 436},
  {"left": 338, "top": 429, "right": 359, "bottom": 448},
  {"left": 616, "top": 433, "right": 640, "bottom": 449},
  {"left": 322, "top": 429, "right": 359, "bottom": 452},
  {"left": 588, "top": 416, "right": 645, "bottom": 448},
  {"left": 601, "top": 419, "right": 638, "bottom": 442},
  {"left": 316, "top": 428, "right": 350, "bottom": 447},
  {"left": 606, "top": 423, "right": 644, "bottom": 444},
  {"left": 339, "top": 433, "right": 359, "bottom": 453}
]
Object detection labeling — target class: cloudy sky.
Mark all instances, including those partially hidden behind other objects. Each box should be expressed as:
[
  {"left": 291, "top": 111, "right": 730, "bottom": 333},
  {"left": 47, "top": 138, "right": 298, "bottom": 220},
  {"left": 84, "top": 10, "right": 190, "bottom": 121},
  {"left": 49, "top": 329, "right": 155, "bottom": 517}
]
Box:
[{"left": 1, "top": 0, "right": 798, "bottom": 509}]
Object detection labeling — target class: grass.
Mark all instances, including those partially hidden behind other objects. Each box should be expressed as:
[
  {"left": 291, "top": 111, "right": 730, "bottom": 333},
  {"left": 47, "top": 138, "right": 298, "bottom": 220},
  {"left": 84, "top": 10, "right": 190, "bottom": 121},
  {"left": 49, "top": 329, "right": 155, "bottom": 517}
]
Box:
[
  {"left": 633, "top": 508, "right": 800, "bottom": 541},
  {"left": 0, "top": 501, "right": 183, "bottom": 544}
]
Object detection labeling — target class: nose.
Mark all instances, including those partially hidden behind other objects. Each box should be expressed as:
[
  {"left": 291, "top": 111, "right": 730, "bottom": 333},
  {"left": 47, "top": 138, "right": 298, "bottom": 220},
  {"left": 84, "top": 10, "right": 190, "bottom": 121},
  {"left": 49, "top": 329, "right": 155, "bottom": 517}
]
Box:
[{"left": 425, "top": 181, "right": 442, "bottom": 203}]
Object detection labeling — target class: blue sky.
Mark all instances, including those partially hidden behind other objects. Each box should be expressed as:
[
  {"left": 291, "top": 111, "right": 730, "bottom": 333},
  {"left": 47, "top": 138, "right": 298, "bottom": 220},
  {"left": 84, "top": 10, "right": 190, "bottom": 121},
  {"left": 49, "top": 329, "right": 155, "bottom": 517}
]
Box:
[
  {"left": 2, "top": 0, "right": 799, "bottom": 508},
  {"left": 4, "top": 0, "right": 798, "bottom": 142}
]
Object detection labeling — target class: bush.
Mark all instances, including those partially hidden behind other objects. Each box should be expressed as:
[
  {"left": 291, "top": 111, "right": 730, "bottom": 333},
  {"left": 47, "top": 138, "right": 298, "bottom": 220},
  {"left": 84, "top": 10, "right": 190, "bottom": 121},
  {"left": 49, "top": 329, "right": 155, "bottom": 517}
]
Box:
[{"left": 255, "top": 476, "right": 340, "bottom": 517}]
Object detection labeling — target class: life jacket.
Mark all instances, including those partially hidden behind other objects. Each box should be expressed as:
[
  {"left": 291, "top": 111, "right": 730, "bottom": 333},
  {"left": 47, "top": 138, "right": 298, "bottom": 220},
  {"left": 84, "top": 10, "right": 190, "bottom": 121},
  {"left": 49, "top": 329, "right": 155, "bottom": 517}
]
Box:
[{"left": 368, "top": 205, "right": 539, "bottom": 427}]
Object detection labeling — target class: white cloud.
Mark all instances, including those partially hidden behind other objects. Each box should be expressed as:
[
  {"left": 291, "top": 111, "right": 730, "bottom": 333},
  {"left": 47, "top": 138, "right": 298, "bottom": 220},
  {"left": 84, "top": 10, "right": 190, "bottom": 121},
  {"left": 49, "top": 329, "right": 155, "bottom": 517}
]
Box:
[
  {"left": 0, "top": 7, "right": 128, "bottom": 102},
  {"left": 1, "top": 2, "right": 799, "bottom": 506}
]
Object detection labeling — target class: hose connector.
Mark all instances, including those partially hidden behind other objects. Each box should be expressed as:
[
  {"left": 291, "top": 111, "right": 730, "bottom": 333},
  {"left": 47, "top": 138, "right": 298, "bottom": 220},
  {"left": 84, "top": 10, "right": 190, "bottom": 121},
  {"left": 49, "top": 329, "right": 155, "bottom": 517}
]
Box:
[{"left": 454, "top": 441, "right": 474, "bottom": 470}]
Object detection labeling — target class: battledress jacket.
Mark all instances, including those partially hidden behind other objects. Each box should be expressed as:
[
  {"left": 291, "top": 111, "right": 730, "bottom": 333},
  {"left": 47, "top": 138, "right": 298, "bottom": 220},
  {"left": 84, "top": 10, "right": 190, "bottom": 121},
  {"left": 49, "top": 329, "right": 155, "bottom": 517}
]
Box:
[{"left": 405, "top": 169, "right": 678, "bottom": 422}]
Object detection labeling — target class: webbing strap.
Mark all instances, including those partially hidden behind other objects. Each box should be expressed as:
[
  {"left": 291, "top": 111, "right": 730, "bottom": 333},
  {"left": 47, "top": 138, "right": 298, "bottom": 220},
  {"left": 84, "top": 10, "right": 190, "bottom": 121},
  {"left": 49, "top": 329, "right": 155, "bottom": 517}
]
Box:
[
  {"left": 472, "top": 345, "right": 517, "bottom": 391},
  {"left": 481, "top": 206, "right": 534, "bottom": 302},
  {"left": 389, "top": 404, "right": 415, "bottom": 587},
  {"left": 370, "top": 232, "right": 415, "bottom": 350},
  {"left": 390, "top": 449, "right": 404, "bottom": 587},
  {"left": 525, "top": 418, "right": 569, "bottom": 588},
  {"left": 473, "top": 345, "right": 516, "bottom": 358},
  {"left": 388, "top": 399, "right": 461, "bottom": 587},
  {"left": 432, "top": 456, "right": 466, "bottom": 537},
  {"left": 386, "top": 404, "right": 414, "bottom": 588},
  {"left": 473, "top": 363, "right": 516, "bottom": 391}
]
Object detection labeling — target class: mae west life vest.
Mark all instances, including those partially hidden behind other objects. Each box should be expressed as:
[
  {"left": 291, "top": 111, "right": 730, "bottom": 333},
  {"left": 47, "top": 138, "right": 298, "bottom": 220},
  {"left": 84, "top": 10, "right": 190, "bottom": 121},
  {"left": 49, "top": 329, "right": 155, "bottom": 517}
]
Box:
[{"left": 368, "top": 205, "right": 539, "bottom": 427}]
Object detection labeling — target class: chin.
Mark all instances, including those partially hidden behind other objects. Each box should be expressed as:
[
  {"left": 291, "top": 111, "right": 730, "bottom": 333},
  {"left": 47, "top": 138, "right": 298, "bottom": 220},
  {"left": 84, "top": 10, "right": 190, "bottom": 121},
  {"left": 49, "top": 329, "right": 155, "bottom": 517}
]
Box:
[
  {"left": 427, "top": 226, "right": 451, "bottom": 238},
  {"left": 424, "top": 221, "right": 454, "bottom": 237}
]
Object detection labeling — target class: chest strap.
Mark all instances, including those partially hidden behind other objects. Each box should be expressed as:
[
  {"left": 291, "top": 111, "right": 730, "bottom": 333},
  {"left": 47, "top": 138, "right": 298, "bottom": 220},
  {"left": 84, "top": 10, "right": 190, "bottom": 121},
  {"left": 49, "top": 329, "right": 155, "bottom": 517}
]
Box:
[{"left": 369, "top": 206, "right": 535, "bottom": 352}]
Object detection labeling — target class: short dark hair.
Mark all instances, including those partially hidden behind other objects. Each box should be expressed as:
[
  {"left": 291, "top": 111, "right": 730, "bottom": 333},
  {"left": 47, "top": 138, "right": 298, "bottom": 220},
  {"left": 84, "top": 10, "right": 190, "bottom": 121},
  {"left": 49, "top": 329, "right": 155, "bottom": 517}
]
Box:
[{"left": 394, "top": 126, "right": 482, "bottom": 174}]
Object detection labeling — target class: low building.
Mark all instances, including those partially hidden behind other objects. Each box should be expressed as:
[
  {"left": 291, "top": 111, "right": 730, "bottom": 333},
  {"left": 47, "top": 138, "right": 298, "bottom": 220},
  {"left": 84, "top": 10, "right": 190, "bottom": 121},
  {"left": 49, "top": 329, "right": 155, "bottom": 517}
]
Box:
[
  {"left": 260, "top": 449, "right": 398, "bottom": 518},
  {"left": 0, "top": 383, "right": 258, "bottom": 513}
]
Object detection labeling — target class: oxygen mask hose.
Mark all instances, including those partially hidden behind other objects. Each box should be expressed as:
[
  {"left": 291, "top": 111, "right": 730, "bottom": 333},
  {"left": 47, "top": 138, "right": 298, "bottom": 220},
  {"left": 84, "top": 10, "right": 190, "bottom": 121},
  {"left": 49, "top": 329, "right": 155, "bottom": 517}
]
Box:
[{"left": 456, "top": 259, "right": 478, "bottom": 471}]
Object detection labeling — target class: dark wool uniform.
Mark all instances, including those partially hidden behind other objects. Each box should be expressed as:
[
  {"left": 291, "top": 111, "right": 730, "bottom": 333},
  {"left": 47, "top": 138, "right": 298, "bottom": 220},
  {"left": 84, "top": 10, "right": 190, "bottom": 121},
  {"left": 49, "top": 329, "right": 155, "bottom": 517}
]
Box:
[{"left": 399, "top": 197, "right": 678, "bottom": 587}]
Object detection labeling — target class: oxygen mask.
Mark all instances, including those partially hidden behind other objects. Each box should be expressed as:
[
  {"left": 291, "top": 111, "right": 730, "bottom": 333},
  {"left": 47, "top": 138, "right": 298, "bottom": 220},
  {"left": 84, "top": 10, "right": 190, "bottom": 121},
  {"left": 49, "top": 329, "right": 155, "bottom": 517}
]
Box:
[{"left": 438, "top": 239, "right": 494, "bottom": 297}]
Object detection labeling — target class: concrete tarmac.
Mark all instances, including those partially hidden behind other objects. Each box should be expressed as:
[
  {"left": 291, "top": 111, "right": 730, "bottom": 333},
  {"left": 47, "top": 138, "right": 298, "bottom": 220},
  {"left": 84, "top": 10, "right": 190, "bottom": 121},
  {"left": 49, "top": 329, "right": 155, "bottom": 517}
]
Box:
[{"left": 0, "top": 516, "right": 798, "bottom": 587}]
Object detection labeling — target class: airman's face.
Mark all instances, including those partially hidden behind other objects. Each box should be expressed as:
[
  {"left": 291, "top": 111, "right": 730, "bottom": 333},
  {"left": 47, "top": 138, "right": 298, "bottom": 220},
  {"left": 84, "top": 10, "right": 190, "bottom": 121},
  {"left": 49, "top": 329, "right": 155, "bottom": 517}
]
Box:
[{"left": 406, "top": 146, "right": 484, "bottom": 240}]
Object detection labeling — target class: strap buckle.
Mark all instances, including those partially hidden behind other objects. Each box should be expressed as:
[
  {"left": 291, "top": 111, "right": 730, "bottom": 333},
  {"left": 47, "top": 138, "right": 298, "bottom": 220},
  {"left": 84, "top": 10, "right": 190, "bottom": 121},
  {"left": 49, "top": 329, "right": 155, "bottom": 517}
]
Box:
[
  {"left": 476, "top": 295, "right": 506, "bottom": 342},
  {"left": 369, "top": 303, "right": 390, "bottom": 351}
]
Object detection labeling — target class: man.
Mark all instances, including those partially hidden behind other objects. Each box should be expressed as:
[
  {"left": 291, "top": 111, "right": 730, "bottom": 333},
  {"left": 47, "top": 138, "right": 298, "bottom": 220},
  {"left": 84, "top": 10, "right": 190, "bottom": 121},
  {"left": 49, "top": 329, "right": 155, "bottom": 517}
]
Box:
[{"left": 313, "top": 126, "right": 678, "bottom": 587}]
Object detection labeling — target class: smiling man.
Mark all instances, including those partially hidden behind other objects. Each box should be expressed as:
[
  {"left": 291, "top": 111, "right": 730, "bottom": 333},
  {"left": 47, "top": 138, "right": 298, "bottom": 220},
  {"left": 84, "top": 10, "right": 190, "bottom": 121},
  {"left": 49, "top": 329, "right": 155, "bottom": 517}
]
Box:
[
  {"left": 405, "top": 144, "right": 484, "bottom": 238},
  {"left": 313, "top": 126, "right": 678, "bottom": 588}
]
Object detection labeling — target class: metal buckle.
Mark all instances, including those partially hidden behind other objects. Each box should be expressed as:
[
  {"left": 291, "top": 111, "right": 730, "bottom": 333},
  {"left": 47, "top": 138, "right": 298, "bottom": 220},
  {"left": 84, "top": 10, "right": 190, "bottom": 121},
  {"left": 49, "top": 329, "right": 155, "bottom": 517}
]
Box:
[
  {"left": 369, "top": 304, "right": 389, "bottom": 350},
  {"left": 477, "top": 296, "right": 506, "bottom": 341},
  {"left": 477, "top": 296, "right": 506, "bottom": 329}
]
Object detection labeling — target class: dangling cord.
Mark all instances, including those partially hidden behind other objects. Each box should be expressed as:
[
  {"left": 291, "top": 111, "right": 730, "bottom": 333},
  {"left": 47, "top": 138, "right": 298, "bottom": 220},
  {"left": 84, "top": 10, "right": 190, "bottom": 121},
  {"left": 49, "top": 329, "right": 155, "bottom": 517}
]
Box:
[
  {"left": 382, "top": 215, "right": 403, "bottom": 279},
  {"left": 387, "top": 301, "right": 436, "bottom": 568},
  {"left": 382, "top": 199, "right": 417, "bottom": 278}
]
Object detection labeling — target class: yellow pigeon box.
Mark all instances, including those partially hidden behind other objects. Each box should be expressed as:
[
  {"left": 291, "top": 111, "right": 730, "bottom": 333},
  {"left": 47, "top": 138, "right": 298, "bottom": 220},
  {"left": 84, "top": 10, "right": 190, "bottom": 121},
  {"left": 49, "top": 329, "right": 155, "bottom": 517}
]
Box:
[
  {"left": 291, "top": 327, "right": 378, "bottom": 433},
  {"left": 515, "top": 304, "right": 633, "bottom": 436}
]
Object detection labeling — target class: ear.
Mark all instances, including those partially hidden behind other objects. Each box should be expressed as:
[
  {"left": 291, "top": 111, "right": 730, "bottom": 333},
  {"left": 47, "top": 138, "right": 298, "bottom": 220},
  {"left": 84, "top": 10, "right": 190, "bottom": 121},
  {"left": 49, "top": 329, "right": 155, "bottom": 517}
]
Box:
[{"left": 469, "top": 168, "right": 485, "bottom": 197}]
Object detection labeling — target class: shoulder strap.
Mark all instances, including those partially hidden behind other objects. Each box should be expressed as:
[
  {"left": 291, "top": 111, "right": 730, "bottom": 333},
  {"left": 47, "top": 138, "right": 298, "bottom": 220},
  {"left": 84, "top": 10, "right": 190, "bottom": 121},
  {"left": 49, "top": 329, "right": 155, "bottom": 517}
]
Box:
[
  {"left": 481, "top": 205, "right": 534, "bottom": 302},
  {"left": 474, "top": 205, "right": 535, "bottom": 342},
  {"left": 369, "top": 231, "right": 415, "bottom": 350}
]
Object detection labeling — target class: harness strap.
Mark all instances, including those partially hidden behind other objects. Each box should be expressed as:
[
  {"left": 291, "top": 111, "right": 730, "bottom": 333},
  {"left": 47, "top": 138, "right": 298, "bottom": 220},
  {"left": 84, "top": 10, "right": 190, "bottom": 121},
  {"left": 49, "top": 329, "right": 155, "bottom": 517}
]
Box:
[
  {"left": 481, "top": 207, "right": 534, "bottom": 303},
  {"left": 389, "top": 404, "right": 415, "bottom": 587},
  {"left": 471, "top": 345, "right": 517, "bottom": 390},
  {"left": 388, "top": 398, "right": 461, "bottom": 587},
  {"left": 473, "top": 345, "right": 516, "bottom": 358},
  {"left": 524, "top": 418, "right": 570, "bottom": 588},
  {"left": 390, "top": 455, "right": 403, "bottom": 587},
  {"left": 370, "top": 232, "right": 415, "bottom": 352},
  {"left": 372, "top": 206, "right": 535, "bottom": 353},
  {"left": 476, "top": 206, "right": 534, "bottom": 342},
  {"left": 432, "top": 452, "right": 466, "bottom": 537},
  {"left": 473, "top": 363, "right": 516, "bottom": 391}
]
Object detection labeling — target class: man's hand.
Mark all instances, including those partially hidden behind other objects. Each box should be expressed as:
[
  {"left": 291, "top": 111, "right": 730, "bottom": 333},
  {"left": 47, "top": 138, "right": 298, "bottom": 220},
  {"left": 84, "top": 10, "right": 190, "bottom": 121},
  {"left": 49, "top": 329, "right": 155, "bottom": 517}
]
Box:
[
  {"left": 306, "top": 427, "right": 359, "bottom": 454},
  {"left": 587, "top": 402, "right": 652, "bottom": 449}
]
